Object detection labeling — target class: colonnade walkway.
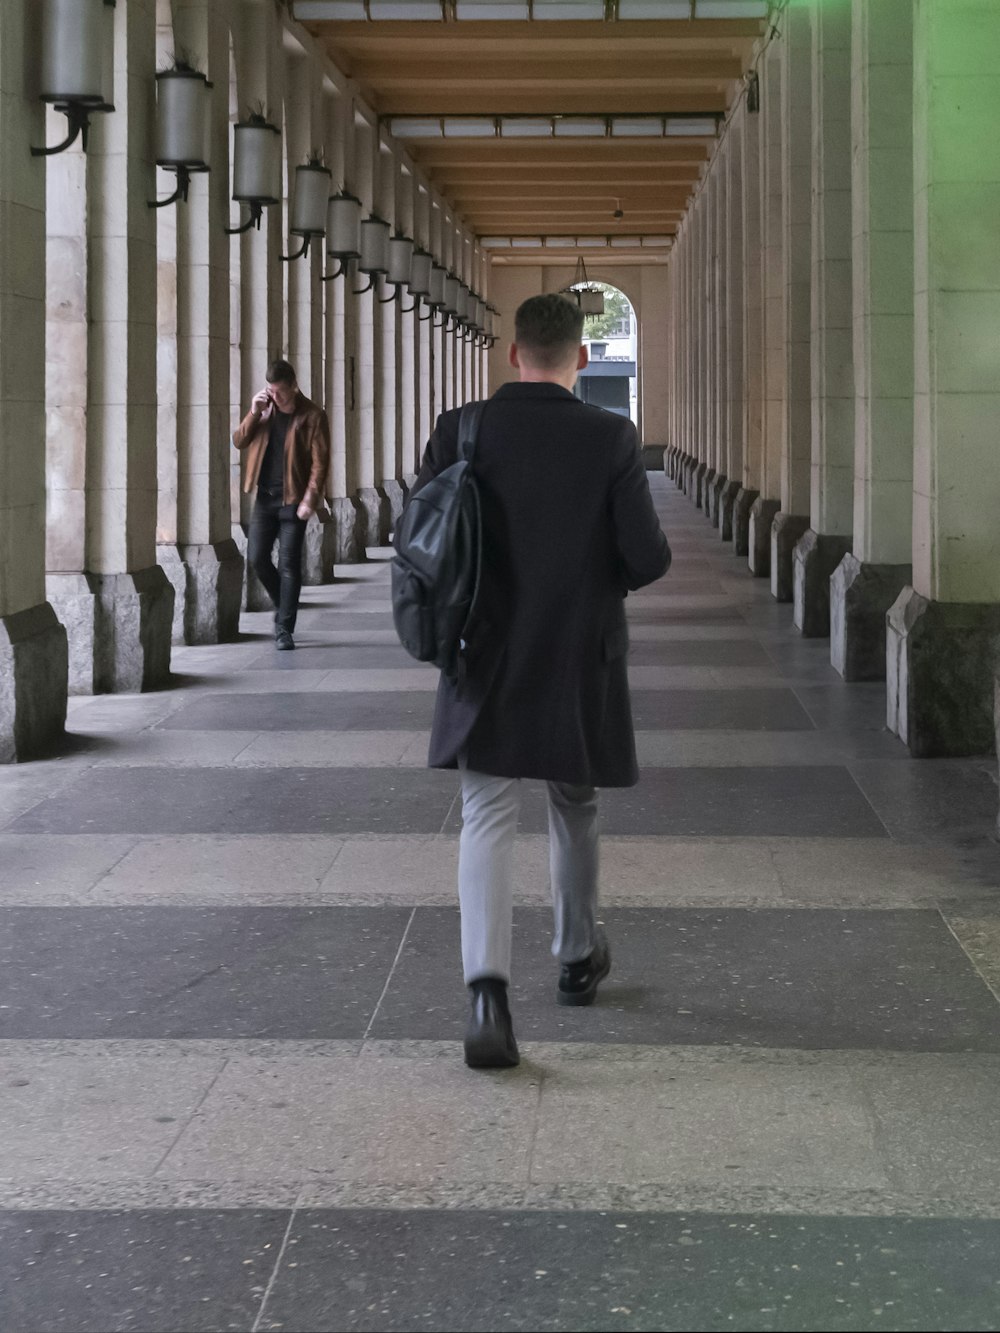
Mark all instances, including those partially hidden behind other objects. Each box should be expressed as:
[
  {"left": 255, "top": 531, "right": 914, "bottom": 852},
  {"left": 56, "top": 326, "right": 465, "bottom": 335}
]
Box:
[{"left": 2, "top": 475, "right": 1000, "bottom": 1331}]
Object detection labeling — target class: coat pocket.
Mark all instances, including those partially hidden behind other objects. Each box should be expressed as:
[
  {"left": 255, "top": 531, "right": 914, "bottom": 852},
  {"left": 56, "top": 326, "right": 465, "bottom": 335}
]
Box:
[{"left": 602, "top": 625, "right": 630, "bottom": 663}]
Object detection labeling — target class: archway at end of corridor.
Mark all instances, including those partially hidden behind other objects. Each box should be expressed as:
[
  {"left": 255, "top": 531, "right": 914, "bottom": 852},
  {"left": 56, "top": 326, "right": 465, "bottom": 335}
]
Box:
[{"left": 575, "top": 284, "right": 639, "bottom": 430}]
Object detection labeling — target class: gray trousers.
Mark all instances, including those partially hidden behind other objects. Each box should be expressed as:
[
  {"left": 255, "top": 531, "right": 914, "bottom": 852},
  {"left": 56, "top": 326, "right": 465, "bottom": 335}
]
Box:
[{"left": 458, "top": 766, "right": 599, "bottom": 984}]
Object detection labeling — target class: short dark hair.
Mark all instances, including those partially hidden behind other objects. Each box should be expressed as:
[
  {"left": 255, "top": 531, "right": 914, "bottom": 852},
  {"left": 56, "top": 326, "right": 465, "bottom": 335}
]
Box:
[
  {"left": 266, "top": 358, "right": 297, "bottom": 385},
  {"left": 514, "top": 294, "right": 584, "bottom": 369}
]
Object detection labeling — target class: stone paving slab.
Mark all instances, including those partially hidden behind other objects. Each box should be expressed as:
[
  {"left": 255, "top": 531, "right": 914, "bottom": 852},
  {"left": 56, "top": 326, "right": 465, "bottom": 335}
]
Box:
[
  {"left": 373, "top": 907, "right": 1000, "bottom": 1051},
  {"left": 0, "top": 1208, "right": 288, "bottom": 1333},
  {"left": 846, "top": 761, "right": 1000, "bottom": 843},
  {"left": 0, "top": 906, "right": 412, "bottom": 1039},
  {"left": 0, "top": 834, "right": 976, "bottom": 911},
  {"left": 7, "top": 767, "right": 460, "bottom": 835},
  {"left": 256, "top": 1207, "right": 1000, "bottom": 1333},
  {"left": 0, "top": 1050, "right": 225, "bottom": 1178}
]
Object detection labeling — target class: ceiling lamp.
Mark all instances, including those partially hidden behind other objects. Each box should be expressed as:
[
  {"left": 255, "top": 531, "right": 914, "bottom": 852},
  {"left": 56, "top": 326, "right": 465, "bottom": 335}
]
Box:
[{"left": 561, "top": 256, "right": 604, "bottom": 316}]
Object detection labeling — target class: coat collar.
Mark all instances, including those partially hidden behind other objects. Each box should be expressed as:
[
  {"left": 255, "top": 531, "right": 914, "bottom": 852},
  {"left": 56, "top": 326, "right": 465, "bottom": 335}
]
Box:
[{"left": 491, "top": 381, "right": 578, "bottom": 403}]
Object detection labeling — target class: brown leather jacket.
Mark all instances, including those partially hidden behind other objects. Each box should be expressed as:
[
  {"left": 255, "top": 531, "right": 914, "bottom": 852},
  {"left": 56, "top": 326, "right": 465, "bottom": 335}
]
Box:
[{"left": 233, "top": 391, "right": 331, "bottom": 509}]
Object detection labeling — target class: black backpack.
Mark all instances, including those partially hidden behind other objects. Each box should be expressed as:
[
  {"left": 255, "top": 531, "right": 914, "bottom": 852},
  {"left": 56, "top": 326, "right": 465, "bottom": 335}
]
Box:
[{"left": 391, "top": 401, "right": 486, "bottom": 678}]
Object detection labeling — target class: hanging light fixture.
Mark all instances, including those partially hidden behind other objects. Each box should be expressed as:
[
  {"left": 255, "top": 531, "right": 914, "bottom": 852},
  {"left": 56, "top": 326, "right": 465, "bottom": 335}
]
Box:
[
  {"left": 226, "top": 112, "right": 281, "bottom": 234},
  {"left": 33, "top": 0, "right": 116, "bottom": 157},
  {"left": 282, "top": 158, "right": 333, "bottom": 261},
  {"left": 561, "top": 255, "right": 605, "bottom": 315},
  {"left": 149, "top": 64, "right": 211, "bottom": 208}
]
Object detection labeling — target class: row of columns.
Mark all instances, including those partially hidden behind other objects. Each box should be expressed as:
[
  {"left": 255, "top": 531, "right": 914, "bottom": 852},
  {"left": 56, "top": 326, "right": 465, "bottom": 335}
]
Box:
[
  {"left": 0, "top": 0, "right": 488, "bottom": 761},
  {"left": 666, "top": 0, "right": 1000, "bottom": 758}
]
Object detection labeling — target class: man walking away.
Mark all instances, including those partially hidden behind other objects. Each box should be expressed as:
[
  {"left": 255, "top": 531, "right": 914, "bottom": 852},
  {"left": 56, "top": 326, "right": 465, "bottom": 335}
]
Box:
[
  {"left": 410, "top": 294, "right": 671, "bottom": 1069},
  {"left": 233, "top": 359, "right": 331, "bottom": 651}
]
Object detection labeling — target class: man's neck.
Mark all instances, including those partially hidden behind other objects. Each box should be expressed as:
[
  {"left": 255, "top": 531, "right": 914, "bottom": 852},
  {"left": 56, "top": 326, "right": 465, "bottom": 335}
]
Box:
[{"left": 518, "top": 369, "right": 576, "bottom": 393}]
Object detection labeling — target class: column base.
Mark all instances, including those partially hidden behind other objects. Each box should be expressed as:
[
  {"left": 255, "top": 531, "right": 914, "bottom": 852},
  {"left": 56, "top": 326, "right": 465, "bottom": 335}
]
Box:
[
  {"left": 770, "top": 513, "right": 810, "bottom": 602},
  {"left": 0, "top": 603, "right": 68, "bottom": 762},
  {"left": 719, "top": 479, "right": 741, "bottom": 542},
  {"left": 356, "top": 487, "right": 388, "bottom": 549},
  {"left": 401, "top": 472, "right": 418, "bottom": 493},
  {"left": 792, "top": 531, "right": 852, "bottom": 638},
  {"left": 708, "top": 474, "right": 727, "bottom": 527},
  {"left": 49, "top": 567, "right": 174, "bottom": 693},
  {"left": 230, "top": 524, "right": 272, "bottom": 613},
  {"left": 641, "top": 444, "right": 666, "bottom": 470},
  {"left": 301, "top": 514, "right": 338, "bottom": 587},
  {"left": 703, "top": 468, "right": 718, "bottom": 515},
  {"left": 887, "top": 588, "right": 1000, "bottom": 757},
  {"left": 159, "top": 541, "right": 244, "bottom": 644},
  {"left": 732, "top": 488, "right": 759, "bottom": 557},
  {"left": 681, "top": 456, "right": 693, "bottom": 494},
  {"left": 694, "top": 461, "right": 708, "bottom": 509},
  {"left": 666, "top": 447, "right": 678, "bottom": 481},
  {"left": 378, "top": 480, "right": 406, "bottom": 541},
  {"left": 329, "top": 497, "right": 367, "bottom": 564},
  {"left": 748, "top": 496, "right": 779, "bottom": 576},
  {"left": 830, "top": 555, "right": 912, "bottom": 681}
]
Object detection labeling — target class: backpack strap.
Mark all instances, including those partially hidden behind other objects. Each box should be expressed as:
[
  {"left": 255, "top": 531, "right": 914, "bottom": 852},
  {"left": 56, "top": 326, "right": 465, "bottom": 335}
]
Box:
[{"left": 458, "top": 400, "right": 487, "bottom": 465}]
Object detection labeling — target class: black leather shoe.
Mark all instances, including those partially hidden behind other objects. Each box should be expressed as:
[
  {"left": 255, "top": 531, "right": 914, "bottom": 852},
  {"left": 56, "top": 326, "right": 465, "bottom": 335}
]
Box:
[
  {"left": 464, "top": 977, "right": 520, "bottom": 1069},
  {"left": 557, "top": 930, "right": 611, "bottom": 1007},
  {"left": 275, "top": 630, "right": 295, "bottom": 651}
]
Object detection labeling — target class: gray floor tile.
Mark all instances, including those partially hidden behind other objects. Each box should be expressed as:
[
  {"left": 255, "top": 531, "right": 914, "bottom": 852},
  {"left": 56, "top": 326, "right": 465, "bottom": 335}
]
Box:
[
  {"left": 244, "top": 645, "right": 423, "bottom": 670},
  {"left": 0, "top": 1209, "right": 290, "bottom": 1332},
  {"left": 309, "top": 612, "right": 399, "bottom": 631},
  {"left": 156, "top": 691, "right": 436, "bottom": 731},
  {"left": 259, "top": 1208, "right": 1000, "bottom": 1332},
  {"left": 625, "top": 640, "right": 773, "bottom": 667},
  {"left": 0, "top": 906, "right": 411, "bottom": 1038},
  {"left": 443, "top": 768, "right": 886, "bottom": 837},
  {"left": 7, "top": 767, "right": 459, "bottom": 835},
  {"left": 371, "top": 906, "right": 1000, "bottom": 1051},
  {"left": 630, "top": 690, "right": 815, "bottom": 730},
  {"left": 793, "top": 684, "right": 892, "bottom": 732},
  {"left": 847, "top": 761, "right": 1000, "bottom": 843}
]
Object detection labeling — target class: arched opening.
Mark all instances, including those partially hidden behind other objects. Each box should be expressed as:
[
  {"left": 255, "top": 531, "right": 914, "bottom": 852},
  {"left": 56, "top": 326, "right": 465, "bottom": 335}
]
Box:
[{"left": 576, "top": 283, "right": 638, "bottom": 428}]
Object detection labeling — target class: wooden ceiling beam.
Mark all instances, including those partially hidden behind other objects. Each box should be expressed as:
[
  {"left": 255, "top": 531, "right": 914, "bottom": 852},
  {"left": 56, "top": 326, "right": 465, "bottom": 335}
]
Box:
[
  {"left": 377, "top": 91, "right": 727, "bottom": 115},
  {"left": 302, "top": 18, "right": 765, "bottom": 52},
  {"left": 407, "top": 142, "right": 712, "bottom": 165},
  {"left": 352, "top": 57, "right": 744, "bottom": 84},
  {"left": 432, "top": 165, "right": 704, "bottom": 184}
]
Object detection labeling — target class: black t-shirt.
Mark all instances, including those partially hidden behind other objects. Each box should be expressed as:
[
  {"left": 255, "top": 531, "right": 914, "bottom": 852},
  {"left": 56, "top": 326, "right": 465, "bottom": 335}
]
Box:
[{"left": 259, "top": 409, "right": 291, "bottom": 493}]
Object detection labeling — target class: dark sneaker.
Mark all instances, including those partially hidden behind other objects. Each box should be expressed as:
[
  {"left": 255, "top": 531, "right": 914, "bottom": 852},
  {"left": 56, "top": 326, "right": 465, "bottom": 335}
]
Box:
[
  {"left": 464, "top": 977, "right": 520, "bottom": 1069},
  {"left": 557, "top": 930, "right": 611, "bottom": 1007},
  {"left": 275, "top": 630, "right": 295, "bottom": 651}
]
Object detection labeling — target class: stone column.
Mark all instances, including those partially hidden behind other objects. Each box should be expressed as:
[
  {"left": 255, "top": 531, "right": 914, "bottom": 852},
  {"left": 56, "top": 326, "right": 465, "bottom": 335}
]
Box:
[
  {"left": 230, "top": 0, "right": 285, "bottom": 610},
  {"left": 415, "top": 182, "right": 433, "bottom": 453},
  {"left": 692, "top": 195, "right": 707, "bottom": 506},
  {"left": 793, "top": 0, "right": 854, "bottom": 637},
  {"left": 398, "top": 169, "right": 418, "bottom": 486},
  {"left": 749, "top": 40, "right": 784, "bottom": 575},
  {"left": 735, "top": 99, "right": 763, "bottom": 555},
  {"left": 703, "top": 172, "right": 720, "bottom": 515},
  {"left": 772, "top": 4, "right": 813, "bottom": 600},
  {"left": 0, "top": 0, "right": 69, "bottom": 760},
  {"left": 374, "top": 139, "right": 402, "bottom": 539},
  {"left": 831, "top": 0, "right": 915, "bottom": 679},
  {"left": 159, "top": 0, "right": 244, "bottom": 639},
  {"left": 721, "top": 109, "right": 745, "bottom": 541},
  {"left": 48, "top": 0, "right": 174, "bottom": 692},
  {"left": 710, "top": 153, "right": 730, "bottom": 527},
  {"left": 323, "top": 87, "right": 364, "bottom": 564},
  {"left": 887, "top": 0, "right": 1000, "bottom": 756},
  {"left": 353, "top": 118, "right": 382, "bottom": 548}
]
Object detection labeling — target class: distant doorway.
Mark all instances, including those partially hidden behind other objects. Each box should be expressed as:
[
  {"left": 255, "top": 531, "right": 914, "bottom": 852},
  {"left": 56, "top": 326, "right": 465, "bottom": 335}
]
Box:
[{"left": 575, "top": 284, "right": 638, "bottom": 427}]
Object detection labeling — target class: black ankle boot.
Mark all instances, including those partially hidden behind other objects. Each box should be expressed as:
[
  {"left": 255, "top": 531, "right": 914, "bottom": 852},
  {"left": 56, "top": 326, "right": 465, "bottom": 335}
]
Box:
[{"left": 464, "top": 977, "right": 520, "bottom": 1069}]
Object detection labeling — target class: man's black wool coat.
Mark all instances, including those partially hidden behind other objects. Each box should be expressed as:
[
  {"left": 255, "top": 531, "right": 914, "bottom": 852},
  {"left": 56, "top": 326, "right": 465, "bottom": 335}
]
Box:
[{"left": 410, "top": 380, "right": 671, "bottom": 788}]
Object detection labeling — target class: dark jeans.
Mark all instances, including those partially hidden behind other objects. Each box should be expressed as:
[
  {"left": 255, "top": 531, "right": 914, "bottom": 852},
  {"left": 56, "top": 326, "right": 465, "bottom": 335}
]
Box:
[{"left": 247, "top": 487, "right": 307, "bottom": 634}]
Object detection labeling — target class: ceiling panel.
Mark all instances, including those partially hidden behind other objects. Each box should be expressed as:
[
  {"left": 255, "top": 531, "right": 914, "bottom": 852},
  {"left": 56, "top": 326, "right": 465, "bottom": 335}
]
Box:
[{"left": 295, "top": 11, "right": 763, "bottom": 252}]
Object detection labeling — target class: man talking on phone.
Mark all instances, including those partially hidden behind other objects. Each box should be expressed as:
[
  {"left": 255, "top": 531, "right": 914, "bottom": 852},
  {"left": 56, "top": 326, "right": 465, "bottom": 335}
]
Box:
[{"left": 233, "top": 359, "right": 331, "bottom": 650}]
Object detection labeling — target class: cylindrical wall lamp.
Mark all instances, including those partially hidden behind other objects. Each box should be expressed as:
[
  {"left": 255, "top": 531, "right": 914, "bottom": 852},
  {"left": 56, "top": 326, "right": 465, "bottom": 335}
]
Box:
[
  {"left": 226, "top": 113, "right": 281, "bottom": 234},
  {"left": 33, "top": 0, "right": 116, "bottom": 156},
  {"left": 282, "top": 159, "right": 332, "bottom": 261},
  {"left": 149, "top": 66, "right": 211, "bottom": 208},
  {"left": 420, "top": 262, "right": 448, "bottom": 321},
  {"left": 324, "top": 191, "right": 362, "bottom": 279},
  {"left": 409, "top": 249, "right": 432, "bottom": 298},
  {"left": 354, "top": 216, "right": 390, "bottom": 294},
  {"left": 378, "top": 233, "right": 416, "bottom": 306}
]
